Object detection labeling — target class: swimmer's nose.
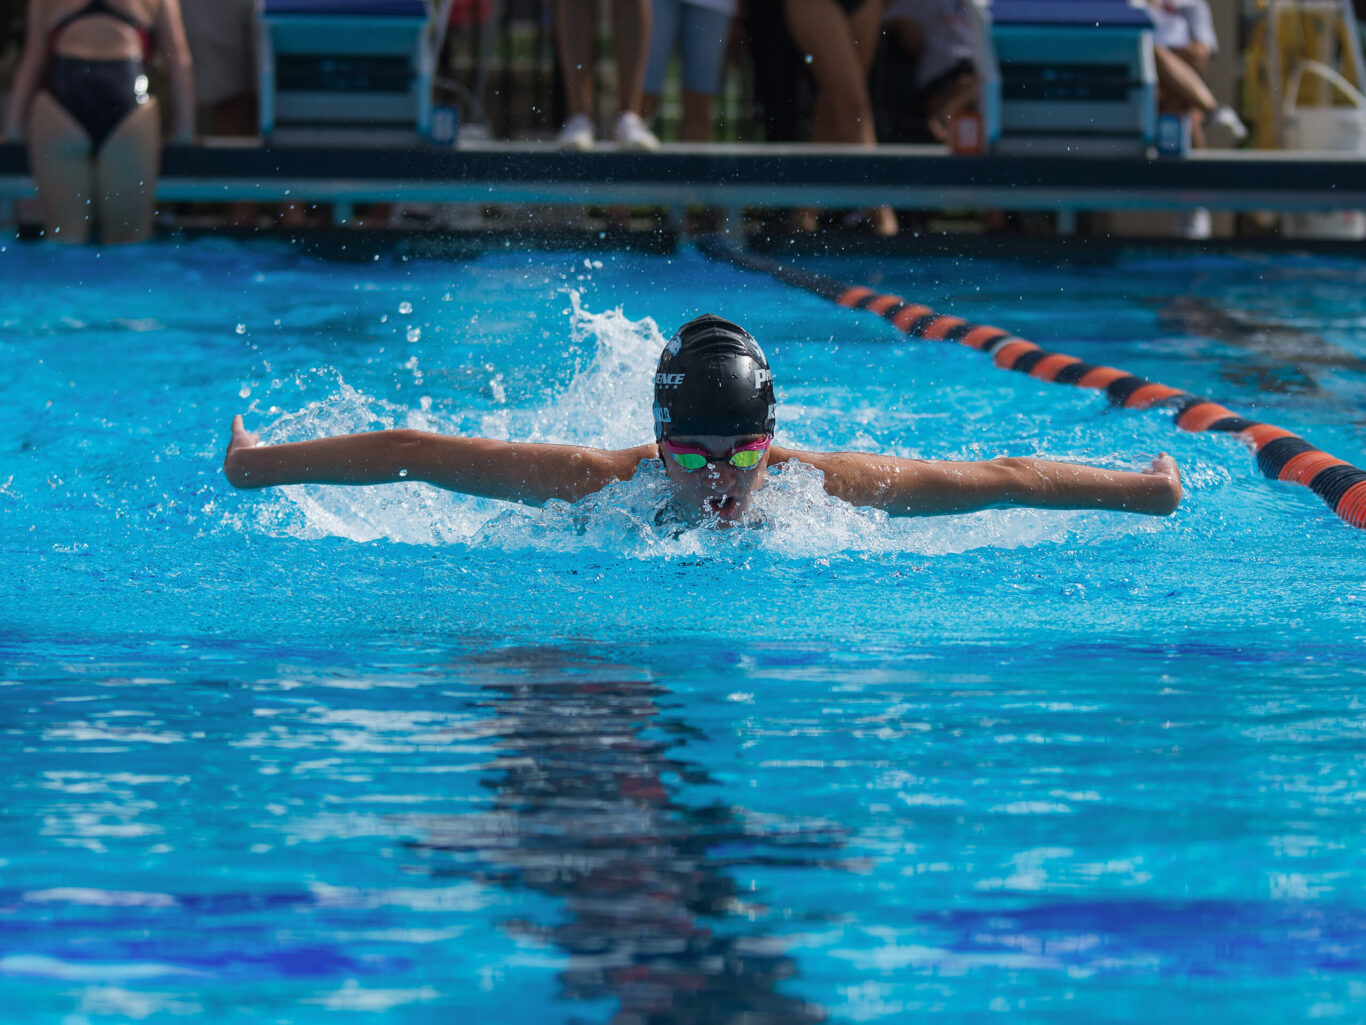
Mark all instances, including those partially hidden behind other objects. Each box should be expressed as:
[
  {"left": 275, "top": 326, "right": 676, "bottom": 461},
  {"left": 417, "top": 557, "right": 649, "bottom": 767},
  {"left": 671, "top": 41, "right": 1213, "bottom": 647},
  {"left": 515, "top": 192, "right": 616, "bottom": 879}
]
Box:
[{"left": 708, "top": 462, "right": 740, "bottom": 487}]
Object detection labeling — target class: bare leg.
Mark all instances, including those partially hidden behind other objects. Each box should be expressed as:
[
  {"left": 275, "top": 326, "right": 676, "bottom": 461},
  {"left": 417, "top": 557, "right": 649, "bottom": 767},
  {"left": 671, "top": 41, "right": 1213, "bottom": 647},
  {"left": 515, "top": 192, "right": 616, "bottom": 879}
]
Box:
[
  {"left": 679, "top": 90, "right": 713, "bottom": 142},
  {"left": 1154, "top": 45, "right": 1217, "bottom": 115},
  {"left": 556, "top": 0, "right": 598, "bottom": 118},
  {"left": 782, "top": 0, "right": 878, "bottom": 145},
  {"left": 611, "top": 0, "right": 651, "bottom": 116},
  {"left": 95, "top": 98, "right": 161, "bottom": 244},
  {"left": 845, "top": 0, "right": 895, "bottom": 234},
  {"left": 27, "top": 91, "right": 95, "bottom": 244},
  {"left": 782, "top": 0, "right": 895, "bottom": 234},
  {"left": 1154, "top": 46, "right": 1216, "bottom": 153},
  {"left": 847, "top": 0, "right": 884, "bottom": 78},
  {"left": 783, "top": 0, "right": 858, "bottom": 231}
]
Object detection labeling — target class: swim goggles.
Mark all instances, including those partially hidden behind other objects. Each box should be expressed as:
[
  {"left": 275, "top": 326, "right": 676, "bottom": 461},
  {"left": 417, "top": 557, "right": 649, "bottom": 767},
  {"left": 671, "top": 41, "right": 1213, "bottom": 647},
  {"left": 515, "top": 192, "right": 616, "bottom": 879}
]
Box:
[{"left": 662, "top": 437, "right": 770, "bottom": 472}]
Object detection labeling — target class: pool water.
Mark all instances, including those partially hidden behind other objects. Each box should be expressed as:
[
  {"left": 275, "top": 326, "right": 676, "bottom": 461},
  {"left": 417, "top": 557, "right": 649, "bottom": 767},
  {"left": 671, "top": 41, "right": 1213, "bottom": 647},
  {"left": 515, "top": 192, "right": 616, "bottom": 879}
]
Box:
[{"left": 3, "top": 237, "right": 1365, "bottom": 1023}]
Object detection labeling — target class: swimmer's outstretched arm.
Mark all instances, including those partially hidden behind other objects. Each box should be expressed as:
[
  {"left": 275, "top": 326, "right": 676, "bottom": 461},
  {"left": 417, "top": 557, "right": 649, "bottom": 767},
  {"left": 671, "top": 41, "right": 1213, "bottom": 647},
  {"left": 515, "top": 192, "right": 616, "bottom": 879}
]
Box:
[
  {"left": 223, "top": 416, "right": 654, "bottom": 504},
  {"left": 770, "top": 447, "right": 1183, "bottom": 517}
]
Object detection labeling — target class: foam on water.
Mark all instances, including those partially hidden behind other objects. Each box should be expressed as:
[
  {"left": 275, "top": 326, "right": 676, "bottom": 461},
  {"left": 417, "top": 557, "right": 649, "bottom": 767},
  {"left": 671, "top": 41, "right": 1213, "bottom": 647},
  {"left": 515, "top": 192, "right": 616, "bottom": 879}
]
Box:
[{"left": 528, "top": 290, "right": 664, "bottom": 448}]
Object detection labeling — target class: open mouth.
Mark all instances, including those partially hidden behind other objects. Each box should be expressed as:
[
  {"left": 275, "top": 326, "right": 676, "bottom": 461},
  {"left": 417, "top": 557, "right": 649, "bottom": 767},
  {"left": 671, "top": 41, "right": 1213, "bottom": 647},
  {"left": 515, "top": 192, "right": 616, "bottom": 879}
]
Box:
[{"left": 707, "top": 495, "right": 739, "bottom": 517}]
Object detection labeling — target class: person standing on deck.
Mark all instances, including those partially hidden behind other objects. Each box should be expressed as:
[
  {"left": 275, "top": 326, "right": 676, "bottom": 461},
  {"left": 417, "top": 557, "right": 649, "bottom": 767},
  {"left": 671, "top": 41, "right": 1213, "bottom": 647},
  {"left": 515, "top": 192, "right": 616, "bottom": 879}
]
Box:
[
  {"left": 781, "top": 0, "right": 897, "bottom": 236},
  {"left": 640, "top": 0, "right": 737, "bottom": 143},
  {"left": 223, "top": 315, "right": 1182, "bottom": 525},
  {"left": 4, "top": 0, "right": 195, "bottom": 243},
  {"left": 555, "top": 0, "right": 662, "bottom": 151}
]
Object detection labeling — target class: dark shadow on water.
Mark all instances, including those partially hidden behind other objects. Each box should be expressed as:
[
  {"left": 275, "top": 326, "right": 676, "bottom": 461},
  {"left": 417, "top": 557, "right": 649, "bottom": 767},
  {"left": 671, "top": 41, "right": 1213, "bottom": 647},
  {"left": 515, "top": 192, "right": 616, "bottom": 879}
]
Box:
[
  {"left": 404, "top": 645, "right": 835, "bottom": 1024},
  {"left": 1154, "top": 295, "right": 1366, "bottom": 399}
]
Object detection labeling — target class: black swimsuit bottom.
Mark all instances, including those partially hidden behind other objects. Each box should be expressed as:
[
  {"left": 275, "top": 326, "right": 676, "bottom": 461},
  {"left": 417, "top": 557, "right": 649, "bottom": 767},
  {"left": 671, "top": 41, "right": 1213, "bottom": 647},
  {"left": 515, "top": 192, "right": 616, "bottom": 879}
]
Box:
[{"left": 45, "top": 56, "right": 149, "bottom": 152}]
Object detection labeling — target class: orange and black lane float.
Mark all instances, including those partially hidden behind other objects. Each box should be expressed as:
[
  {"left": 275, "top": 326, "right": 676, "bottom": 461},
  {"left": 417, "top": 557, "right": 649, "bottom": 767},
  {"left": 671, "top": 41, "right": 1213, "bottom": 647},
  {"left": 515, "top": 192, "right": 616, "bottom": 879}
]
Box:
[{"left": 697, "top": 235, "right": 1366, "bottom": 530}]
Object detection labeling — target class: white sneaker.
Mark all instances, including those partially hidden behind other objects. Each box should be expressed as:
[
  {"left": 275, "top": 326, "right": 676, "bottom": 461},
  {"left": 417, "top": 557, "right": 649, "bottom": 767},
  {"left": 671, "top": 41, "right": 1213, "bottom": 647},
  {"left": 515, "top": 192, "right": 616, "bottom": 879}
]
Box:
[
  {"left": 613, "top": 111, "right": 660, "bottom": 152},
  {"left": 1210, "top": 106, "right": 1248, "bottom": 142},
  {"left": 1174, "top": 206, "right": 1212, "bottom": 239},
  {"left": 557, "top": 113, "right": 595, "bottom": 151}
]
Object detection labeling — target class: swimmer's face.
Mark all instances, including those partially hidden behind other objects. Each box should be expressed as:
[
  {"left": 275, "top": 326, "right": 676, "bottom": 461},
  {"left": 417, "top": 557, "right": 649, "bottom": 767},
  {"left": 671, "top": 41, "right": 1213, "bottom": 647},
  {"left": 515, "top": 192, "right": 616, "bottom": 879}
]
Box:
[{"left": 659, "top": 433, "right": 772, "bottom": 525}]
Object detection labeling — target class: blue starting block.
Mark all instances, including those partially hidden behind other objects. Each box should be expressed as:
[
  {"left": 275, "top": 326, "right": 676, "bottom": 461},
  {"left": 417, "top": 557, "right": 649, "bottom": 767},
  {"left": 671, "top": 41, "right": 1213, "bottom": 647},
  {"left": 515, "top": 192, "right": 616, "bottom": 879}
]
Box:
[
  {"left": 258, "top": 0, "right": 433, "bottom": 143},
  {"left": 979, "top": 0, "right": 1158, "bottom": 155}
]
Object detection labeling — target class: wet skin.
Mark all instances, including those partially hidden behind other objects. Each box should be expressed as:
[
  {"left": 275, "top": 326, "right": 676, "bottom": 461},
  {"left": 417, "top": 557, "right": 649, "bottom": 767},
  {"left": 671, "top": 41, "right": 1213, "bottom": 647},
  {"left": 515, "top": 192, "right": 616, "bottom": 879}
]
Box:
[
  {"left": 658, "top": 434, "right": 771, "bottom": 525},
  {"left": 224, "top": 416, "right": 1182, "bottom": 520}
]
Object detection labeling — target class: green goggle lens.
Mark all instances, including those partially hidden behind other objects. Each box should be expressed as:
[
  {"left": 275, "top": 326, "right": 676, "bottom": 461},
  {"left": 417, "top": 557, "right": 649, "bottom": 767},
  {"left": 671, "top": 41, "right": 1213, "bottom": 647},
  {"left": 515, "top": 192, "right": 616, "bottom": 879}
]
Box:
[
  {"left": 664, "top": 438, "right": 770, "bottom": 472},
  {"left": 671, "top": 452, "right": 710, "bottom": 471},
  {"left": 728, "top": 448, "right": 765, "bottom": 469}
]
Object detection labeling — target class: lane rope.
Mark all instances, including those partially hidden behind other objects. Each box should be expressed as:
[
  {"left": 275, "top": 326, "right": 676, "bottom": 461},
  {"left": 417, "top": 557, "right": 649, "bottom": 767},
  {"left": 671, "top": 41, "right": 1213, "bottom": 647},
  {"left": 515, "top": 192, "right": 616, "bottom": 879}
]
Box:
[{"left": 696, "top": 235, "right": 1366, "bottom": 530}]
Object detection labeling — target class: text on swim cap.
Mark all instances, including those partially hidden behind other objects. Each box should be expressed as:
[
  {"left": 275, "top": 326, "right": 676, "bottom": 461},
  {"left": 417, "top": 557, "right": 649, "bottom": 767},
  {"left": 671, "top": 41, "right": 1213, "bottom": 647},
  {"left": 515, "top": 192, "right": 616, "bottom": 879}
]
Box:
[
  {"left": 656, "top": 373, "right": 686, "bottom": 385},
  {"left": 753, "top": 368, "right": 772, "bottom": 387}
]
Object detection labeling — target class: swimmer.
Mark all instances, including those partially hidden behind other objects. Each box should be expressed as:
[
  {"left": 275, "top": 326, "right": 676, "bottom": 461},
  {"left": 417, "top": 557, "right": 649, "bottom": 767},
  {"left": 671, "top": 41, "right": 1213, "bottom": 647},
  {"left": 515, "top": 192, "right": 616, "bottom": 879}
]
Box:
[{"left": 223, "top": 314, "right": 1183, "bottom": 523}]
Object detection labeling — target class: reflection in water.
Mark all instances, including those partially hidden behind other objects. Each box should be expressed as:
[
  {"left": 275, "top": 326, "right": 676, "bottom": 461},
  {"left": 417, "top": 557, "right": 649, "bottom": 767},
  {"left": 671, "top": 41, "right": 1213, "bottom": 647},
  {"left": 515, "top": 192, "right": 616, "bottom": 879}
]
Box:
[
  {"left": 408, "top": 649, "right": 834, "bottom": 1024},
  {"left": 1155, "top": 295, "right": 1366, "bottom": 399}
]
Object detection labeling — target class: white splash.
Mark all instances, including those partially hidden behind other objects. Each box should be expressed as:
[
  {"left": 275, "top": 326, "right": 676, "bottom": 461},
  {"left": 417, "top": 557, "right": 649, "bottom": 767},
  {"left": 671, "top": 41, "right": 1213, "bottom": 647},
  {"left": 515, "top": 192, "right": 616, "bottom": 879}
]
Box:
[
  {"left": 528, "top": 290, "right": 662, "bottom": 448},
  {"left": 234, "top": 297, "right": 1164, "bottom": 555}
]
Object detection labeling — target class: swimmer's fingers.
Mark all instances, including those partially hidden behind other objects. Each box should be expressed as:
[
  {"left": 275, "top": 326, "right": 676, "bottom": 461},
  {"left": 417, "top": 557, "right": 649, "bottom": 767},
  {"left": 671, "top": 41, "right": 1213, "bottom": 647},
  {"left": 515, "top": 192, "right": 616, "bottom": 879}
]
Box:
[
  {"left": 1145, "top": 452, "right": 1179, "bottom": 480},
  {"left": 1140, "top": 452, "right": 1182, "bottom": 514},
  {"left": 229, "top": 414, "right": 260, "bottom": 450},
  {"left": 224, "top": 416, "right": 263, "bottom": 489}
]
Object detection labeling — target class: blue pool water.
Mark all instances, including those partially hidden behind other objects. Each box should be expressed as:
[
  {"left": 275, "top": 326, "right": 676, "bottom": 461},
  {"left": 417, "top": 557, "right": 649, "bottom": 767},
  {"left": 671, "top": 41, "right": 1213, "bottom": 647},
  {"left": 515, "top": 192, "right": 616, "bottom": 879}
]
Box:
[{"left": 3, "top": 237, "right": 1365, "bottom": 1023}]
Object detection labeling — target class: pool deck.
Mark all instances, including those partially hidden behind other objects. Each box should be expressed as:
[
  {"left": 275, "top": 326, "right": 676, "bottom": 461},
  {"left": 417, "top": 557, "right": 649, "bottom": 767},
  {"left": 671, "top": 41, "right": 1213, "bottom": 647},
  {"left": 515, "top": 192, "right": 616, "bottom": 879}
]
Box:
[{"left": 2, "top": 140, "right": 1364, "bottom": 221}]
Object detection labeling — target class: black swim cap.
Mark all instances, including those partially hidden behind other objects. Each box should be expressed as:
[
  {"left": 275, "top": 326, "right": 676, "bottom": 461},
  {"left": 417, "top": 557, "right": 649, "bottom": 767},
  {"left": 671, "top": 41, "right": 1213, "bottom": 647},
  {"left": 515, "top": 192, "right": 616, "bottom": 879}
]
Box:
[{"left": 653, "top": 314, "right": 776, "bottom": 441}]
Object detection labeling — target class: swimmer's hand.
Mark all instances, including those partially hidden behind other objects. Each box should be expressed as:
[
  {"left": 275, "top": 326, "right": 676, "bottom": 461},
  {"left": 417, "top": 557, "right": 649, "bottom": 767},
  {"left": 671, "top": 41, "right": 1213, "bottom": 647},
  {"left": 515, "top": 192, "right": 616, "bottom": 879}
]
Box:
[
  {"left": 1138, "top": 452, "right": 1183, "bottom": 515},
  {"left": 223, "top": 414, "right": 261, "bottom": 487}
]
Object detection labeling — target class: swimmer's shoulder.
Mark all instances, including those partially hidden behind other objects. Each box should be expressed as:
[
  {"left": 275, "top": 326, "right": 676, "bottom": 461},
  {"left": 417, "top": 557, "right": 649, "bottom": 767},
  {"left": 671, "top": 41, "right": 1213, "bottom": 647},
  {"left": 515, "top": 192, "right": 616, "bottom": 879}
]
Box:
[
  {"left": 768, "top": 443, "right": 840, "bottom": 470},
  {"left": 603, "top": 443, "right": 659, "bottom": 481}
]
